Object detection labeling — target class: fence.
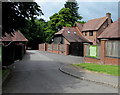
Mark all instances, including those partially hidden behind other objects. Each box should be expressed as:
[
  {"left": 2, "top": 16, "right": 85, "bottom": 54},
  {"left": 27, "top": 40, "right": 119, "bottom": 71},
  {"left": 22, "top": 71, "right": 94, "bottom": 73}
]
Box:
[
  {"left": 84, "top": 44, "right": 101, "bottom": 59},
  {"left": 39, "top": 43, "right": 69, "bottom": 55},
  {"left": 2, "top": 42, "right": 26, "bottom": 66},
  {"left": 84, "top": 40, "right": 120, "bottom": 65},
  {"left": 106, "top": 40, "right": 120, "bottom": 58}
]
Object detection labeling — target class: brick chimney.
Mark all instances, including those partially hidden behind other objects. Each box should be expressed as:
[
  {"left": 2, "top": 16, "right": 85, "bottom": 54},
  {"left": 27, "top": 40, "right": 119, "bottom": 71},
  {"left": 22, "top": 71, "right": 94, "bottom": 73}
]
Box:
[{"left": 106, "top": 13, "right": 112, "bottom": 25}]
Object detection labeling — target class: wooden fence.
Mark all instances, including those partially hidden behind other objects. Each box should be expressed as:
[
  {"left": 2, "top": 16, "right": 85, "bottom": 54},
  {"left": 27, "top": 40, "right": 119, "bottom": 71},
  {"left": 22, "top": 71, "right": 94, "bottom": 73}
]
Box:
[
  {"left": 84, "top": 40, "right": 120, "bottom": 65},
  {"left": 2, "top": 42, "right": 26, "bottom": 66}
]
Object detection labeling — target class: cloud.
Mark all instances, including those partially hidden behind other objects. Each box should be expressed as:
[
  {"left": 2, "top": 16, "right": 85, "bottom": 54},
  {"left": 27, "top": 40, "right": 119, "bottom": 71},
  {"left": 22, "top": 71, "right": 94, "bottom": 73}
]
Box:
[
  {"left": 78, "top": 2, "right": 118, "bottom": 21},
  {"left": 35, "top": 0, "right": 67, "bottom": 2},
  {"left": 40, "top": 15, "right": 49, "bottom": 21},
  {"left": 35, "top": 0, "right": 119, "bottom": 2},
  {"left": 37, "top": 2, "right": 65, "bottom": 20},
  {"left": 36, "top": 1, "right": 118, "bottom": 22}
]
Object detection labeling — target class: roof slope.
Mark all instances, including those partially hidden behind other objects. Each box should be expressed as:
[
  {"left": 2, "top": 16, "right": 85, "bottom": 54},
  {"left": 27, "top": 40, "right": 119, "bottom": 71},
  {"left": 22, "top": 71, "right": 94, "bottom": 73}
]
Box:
[
  {"left": 98, "top": 19, "right": 120, "bottom": 39},
  {"left": 1, "top": 30, "right": 28, "bottom": 41},
  {"left": 76, "top": 23, "right": 83, "bottom": 32},
  {"left": 82, "top": 17, "right": 108, "bottom": 31},
  {"left": 55, "top": 27, "right": 91, "bottom": 43}
]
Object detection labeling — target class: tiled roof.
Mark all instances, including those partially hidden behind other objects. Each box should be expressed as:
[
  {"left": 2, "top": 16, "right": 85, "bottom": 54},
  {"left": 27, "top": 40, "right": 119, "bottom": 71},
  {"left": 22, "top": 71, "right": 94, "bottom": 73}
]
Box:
[
  {"left": 0, "top": 30, "right": 28, "bottom": 41},
  {"left": 98, "top": 18, "right": 120, "bottom": 39},
  {"left": 76, "top": 23, "right": 83, "bottom": 32},
  {"left": 55, "top": 27, "right": 91, "bottom": 43},
  {"left": 82, "top": 17, "right": 108, "bottom": 31},
  {"left": 55, "top": 28, "right": 64, "bottom": 35}
]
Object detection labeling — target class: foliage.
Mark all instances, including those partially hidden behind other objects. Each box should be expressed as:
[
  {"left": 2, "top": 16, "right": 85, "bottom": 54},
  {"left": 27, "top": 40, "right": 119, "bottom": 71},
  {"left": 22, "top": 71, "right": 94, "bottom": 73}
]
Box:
[
  {"left": 73, "top": 63, "right": 119, "bottom": 76},
  {"left": 45, "top": 0, "right": 84, "bottom": 43},
  {"left": 48, "top": 1, "right": 83, "bottom": 31},
  {"left": 20, "top": 19, "right": 47, "bottom": 49},
  {"left": 76, "top": 21, "right": 86, "bottom": 24},
  {"left": 2, "top": 1, "right": 85, "bottom": 46},
  {"left": 2, "top": 68, "right": 10, "bottom": 78},
  {"left": 49, "top": 8, "right": 73, "bottom": 31},
  {"left": 64, "top": 0, "right": 83, "bottom": 25},
  {"left": 2, "top": 2, "right": 43, "bottom": 35}
]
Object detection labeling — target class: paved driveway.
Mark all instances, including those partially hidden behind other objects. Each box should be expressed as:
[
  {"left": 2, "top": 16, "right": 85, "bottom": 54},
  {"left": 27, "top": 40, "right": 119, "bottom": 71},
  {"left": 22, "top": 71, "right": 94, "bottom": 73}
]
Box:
[{"left": 3, "top": 50, "right": 118, "bottom": 93}]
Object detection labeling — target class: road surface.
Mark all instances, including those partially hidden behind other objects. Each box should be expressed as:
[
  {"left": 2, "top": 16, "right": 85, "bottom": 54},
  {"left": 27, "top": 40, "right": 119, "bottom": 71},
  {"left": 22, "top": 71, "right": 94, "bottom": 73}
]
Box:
[{"left": 3, "top": 50, "right": 118, "bottom": 93}]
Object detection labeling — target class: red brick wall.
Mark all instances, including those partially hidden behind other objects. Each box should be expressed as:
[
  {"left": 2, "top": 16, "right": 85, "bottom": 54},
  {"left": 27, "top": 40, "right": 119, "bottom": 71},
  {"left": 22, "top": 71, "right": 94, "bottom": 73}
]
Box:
[
  {"left": 84, "top": 57, "right": 101, "bottom": 64},
  {"left": 84, "top": 40, "right": 119, "bottom": 65},
  {"left": 39, "top": 43, "right": 69, "bottom": 55},
  {"left": 39, "top": 43, "right": 46, "bottom": 51},
  {"left": 105, "top": 57, "right": 119, "bottom": 65}
]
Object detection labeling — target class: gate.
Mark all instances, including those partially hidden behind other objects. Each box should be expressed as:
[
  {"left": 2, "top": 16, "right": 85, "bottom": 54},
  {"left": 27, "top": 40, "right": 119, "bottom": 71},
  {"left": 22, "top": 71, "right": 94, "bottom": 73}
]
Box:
[{"left": 69, "top": 42, "right": 83, "bottom": 56}]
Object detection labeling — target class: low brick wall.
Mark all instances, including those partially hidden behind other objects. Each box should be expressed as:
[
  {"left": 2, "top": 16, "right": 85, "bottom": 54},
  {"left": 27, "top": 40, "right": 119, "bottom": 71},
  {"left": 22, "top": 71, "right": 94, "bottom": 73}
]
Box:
[
  {"left": 84, "top": 57, "right": 102, "bottom": 64},
  {"left": 84, "top": 56, "right": 120, "bottom": 65},
  {"left": 39, "top": 43, "right": 69, "bottom": 55},
  {"left": 39, "top": 43, "right": 46, "bottom": 51},
  {"left": 105, "top": 57, "right": 119, "bottom": 65},
  {"left": 84, "top": 40, "right": 119, "bottom": 65}
]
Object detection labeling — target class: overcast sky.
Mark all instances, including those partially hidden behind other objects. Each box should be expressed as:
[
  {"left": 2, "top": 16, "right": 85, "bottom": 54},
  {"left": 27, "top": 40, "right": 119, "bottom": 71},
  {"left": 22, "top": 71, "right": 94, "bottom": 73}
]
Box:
[{"left": 35, "top": 0, "right": 119, "bottom": 22}]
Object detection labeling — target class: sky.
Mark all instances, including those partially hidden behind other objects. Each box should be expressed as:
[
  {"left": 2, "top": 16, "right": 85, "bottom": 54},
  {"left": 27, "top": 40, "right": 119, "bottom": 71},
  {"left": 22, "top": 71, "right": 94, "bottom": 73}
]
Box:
[{"left": 35, "top": 0, "right": 119, "bottom": 22}]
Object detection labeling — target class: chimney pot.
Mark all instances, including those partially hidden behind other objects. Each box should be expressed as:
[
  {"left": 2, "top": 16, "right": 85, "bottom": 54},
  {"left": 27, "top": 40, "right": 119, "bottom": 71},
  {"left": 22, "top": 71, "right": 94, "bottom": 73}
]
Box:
[
  {"left": 106, "top": 13, "right": 111, "bottom": 25},
  {"left": 106, "top": 13, "right": 111, "bottom": 18}
]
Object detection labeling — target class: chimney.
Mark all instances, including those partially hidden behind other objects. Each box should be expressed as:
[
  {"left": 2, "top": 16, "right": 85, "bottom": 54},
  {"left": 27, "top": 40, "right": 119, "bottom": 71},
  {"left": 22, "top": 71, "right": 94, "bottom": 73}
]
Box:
[{"left": 106, "top": 13, "right": 112, "bottom": 25}]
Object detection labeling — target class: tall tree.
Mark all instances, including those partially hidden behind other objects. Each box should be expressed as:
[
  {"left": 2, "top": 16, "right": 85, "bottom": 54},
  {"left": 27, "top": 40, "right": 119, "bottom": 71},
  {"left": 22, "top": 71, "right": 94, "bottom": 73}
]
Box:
[
  {"left": 64, "top": 0, "right": 82, "bottom": 26},
  {"left": 2, "top": 2, "right": 43, "bottom": 35},
  {"left": 48, "top": 8, "right": 73, "bottom": 31},
  {"left": 21, "top": 18, "right": 47, "bottom": 49}
]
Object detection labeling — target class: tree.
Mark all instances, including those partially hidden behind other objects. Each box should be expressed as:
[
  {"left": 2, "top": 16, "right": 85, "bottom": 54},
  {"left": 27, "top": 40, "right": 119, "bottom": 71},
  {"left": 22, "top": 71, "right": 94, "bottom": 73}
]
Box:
[
  {"left": 48, "top": 8, "right": 73, "bottom": 32},
  {"left": 45, "top": 6, "right": 83, "bottom": 43},
  {"left": 64, "top": 0, "right": 82, "bottom": 26},
  {"left": 21, "top": 19, "right": 48, "bottom": 49},
  {"left": 2, "top": 2, "right": 43, "bottom": 35}
]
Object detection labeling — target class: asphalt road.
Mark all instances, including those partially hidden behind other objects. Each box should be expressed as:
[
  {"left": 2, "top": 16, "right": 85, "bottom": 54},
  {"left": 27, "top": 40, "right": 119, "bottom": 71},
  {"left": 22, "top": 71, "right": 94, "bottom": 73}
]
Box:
[{"left": 3, "top": 50, "right": 118, "bottom": 93}]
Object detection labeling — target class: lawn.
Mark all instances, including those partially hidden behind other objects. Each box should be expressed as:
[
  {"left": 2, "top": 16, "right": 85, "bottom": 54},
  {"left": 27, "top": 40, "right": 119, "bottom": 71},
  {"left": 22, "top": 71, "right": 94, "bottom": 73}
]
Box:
[
  {"left": 2, "top": 69, "right": 10, "bottom": 78},
  {"left": 73, "top": 63, "right": 119, "bottom": 76}
]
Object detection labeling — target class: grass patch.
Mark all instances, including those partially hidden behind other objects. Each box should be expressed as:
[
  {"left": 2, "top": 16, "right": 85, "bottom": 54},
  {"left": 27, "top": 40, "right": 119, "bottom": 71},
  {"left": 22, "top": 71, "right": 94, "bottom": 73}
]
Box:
[
  {"left": 2, "top": 69, "right": 10, "bottom": 78},
  {"left": 73, "top": 63, "right": 119, "bottom": 76}
]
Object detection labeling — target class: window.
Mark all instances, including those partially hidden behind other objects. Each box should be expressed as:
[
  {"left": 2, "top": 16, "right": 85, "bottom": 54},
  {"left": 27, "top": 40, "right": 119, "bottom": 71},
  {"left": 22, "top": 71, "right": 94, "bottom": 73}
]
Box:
[
  {"left": 85, "top": 32, "right": 87, "bottom": 36},
  {"left": 89, "top": 31, "right": 93, "bottom": 36},
  {"left": 74, "top": 32, "right": 76, "bottom": 34},
  {"left": 68, "top": 31, "right": 70, "bottom": 34}
]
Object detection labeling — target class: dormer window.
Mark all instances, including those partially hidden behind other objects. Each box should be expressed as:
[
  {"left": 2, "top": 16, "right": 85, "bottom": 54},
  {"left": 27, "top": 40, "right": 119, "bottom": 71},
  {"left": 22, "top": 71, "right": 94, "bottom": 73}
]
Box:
[
  {"left": 85, "top": 32, "right": 87, "bottom": 36},
  {"left": 89, "top": 31, "right": 93, "bottom": 36},
  {"left": 74, "top": 32, "right": 76, "bottom": 34},
  {"left": 68, "top": 31, "right": 70, "bottom": 34}
]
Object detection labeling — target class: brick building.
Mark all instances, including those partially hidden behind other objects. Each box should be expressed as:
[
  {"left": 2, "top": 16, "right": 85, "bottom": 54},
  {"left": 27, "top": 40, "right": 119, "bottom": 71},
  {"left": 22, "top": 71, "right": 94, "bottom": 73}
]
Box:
[
  {"left": 39, "top": 13, "right": 119, "bottom": 65},
  {"left": 53, "top": 24, "right": 91, "bottom": 56},
  {"left": 82, "top": 13, "right": 112, "bottom": 45},
  {"left": 84, "top": 18, "right": 120, "bottom": 65},
  {"left": 1, "top": 30, "right": 28, "bottom": 66}
]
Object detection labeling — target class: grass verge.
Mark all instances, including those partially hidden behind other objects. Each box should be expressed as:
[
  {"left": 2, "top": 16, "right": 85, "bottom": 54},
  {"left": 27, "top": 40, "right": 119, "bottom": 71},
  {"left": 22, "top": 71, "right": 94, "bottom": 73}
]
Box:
[
  {"left": 73, "top": 63, "right": 119, "bottom": 76},
  {"left": 2, "top": 69, "right": 10, "bottom": 78}
]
